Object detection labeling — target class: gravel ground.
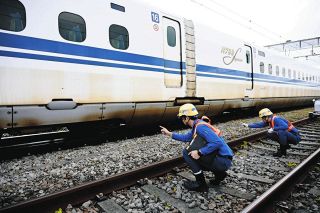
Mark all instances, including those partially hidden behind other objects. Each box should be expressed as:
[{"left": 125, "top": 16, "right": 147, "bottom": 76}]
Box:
[
  {"left": 275, "top": 163, "right": 320, "bottom": 213},
  {"left": 0, "top": 107, "right": 314, "bottom": 210}
]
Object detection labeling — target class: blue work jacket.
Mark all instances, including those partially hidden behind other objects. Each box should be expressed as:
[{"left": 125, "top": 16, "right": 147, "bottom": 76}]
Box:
[
  {"left": 172, "top": 119, "right": 233, "bottom": 156},
  {"left": 248, "top": 116, "right": 299, "bottom": 134}
]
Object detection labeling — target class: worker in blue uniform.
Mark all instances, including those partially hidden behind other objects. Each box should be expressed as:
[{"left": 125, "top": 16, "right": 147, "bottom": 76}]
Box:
[
  {"left": 160, "top": 103, "right": 233, "bottom": 192},
  {"left": 242, "top": 108, "right": 301, "bottom": 157}
]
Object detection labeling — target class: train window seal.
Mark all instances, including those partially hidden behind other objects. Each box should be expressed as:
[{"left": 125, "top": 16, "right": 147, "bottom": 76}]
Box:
[
  {"left": 109, "top": 24, "right": 129, "bottom": 50},
  {"left": 167, "top": 26, "right": 176, "bottom": 47},
  {"left": 110, "top": 3, "right": 125, "bottom": 12},
  {"left": 0, "top": 0, "right": 26, "bottom": 32},
  {"left": 58, "top": 12, "right": 86, "bottom": 42}
]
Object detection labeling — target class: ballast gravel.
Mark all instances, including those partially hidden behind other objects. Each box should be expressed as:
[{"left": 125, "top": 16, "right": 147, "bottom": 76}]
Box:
[{"left": 0, "top": 107, "right": 315, "bottom": 211}]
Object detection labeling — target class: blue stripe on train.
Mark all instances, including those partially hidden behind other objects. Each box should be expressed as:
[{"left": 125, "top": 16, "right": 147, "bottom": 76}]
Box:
[
  {"left": 0, "top": 32, "right": 184, "bottom": 70},
  {"left": 0, "top": 50, "right": 182, "bottom": 75},
  {"left": 0, "top": 32, "right": 318, "bottom": 87},
  {"left": 197, "top": 65, "right": 318, "bottom": 87}
]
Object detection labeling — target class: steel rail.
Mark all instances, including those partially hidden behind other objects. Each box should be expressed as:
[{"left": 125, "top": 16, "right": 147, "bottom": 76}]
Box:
[
  {"left": 0, "top": 117, "right": 312, "bottom": 213},
  {"left": 241, "top": 147, "right": 320, "bottom": 213},
  {"left": 0, "top": 158, "right": 185, "bottom": 213}
]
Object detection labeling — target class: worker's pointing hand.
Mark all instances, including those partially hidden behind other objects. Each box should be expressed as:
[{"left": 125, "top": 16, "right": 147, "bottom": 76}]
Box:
[
  {"left": 160, "top": 126, "right": 172, "bottom": 137},
  {"left": 242, "top": 123, "right": 249, "bottom": 128}
]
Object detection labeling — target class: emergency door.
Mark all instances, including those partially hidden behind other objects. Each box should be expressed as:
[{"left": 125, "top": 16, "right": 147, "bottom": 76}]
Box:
[{"left": 162, "top": 17, "right": 182, "bottom": 88}]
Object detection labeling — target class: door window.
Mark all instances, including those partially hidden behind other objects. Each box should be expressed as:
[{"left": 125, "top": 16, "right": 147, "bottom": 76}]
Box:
[{"left": 167, "top": 26, "right": 176, "bottom": 47}]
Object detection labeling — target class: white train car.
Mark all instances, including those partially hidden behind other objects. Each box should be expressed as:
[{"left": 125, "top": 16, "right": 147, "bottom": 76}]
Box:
[{"left": 0, "top": 0, "right": 319, "bottom": 132}]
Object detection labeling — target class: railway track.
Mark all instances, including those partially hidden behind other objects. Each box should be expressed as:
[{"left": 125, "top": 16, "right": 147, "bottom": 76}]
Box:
[
  {"left": 1, "top": 117, "right": 319, "bottom": 213},
  {"left": 0, "top": 125, "right": 121, "bottom": 160}
]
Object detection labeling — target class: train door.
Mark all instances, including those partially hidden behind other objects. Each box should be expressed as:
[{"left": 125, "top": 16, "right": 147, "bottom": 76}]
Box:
[
  {"left": 244, "top": 45, "right": 254, "bottom": 100},
  {"left": 162, "top": 17, "right": 183, "bottom": 88}
]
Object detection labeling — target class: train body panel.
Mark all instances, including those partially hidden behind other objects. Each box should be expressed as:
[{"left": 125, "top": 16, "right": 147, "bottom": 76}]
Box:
[
  {"left": 194, "top": 23, "right": 253, "bottom": 100},
  {"left": 0, "top": 0, "right": 319, "bottom": 130}
]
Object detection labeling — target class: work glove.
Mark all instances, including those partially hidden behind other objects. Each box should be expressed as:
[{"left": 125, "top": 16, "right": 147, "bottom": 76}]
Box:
[
  {"left": 268, "top": 128, "right": 274, "bottom": 133},
  {"left": 242, "top": 123, "right": 249, "bottom": 128}
]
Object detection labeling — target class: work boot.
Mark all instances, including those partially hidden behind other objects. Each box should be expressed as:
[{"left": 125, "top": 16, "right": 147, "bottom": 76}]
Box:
[
  {"left": 210, "top": 171, "right": 227, "bottom": 186},
  {"left": 183, "top": 172, "right": 208, "bottom": 192},
  {"left": 273, "top": 145, "right": 287, "bottom": 157},
  {"left": 285, "top": 144, "right": 291, "bottom": 149}
]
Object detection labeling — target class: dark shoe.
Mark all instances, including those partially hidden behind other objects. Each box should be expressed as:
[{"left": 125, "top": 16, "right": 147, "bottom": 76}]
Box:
[
  {"left": 273, "top": 146, "right": 287, "bottom": 157},
  {"left": 210, "top": 171, "right": 227, "bottom": 186},
  {"left": 285, "top": 144, "right": 291, "bottom": 149},
  {"left": 273, "top": 150, "right": 284, "bottom": 157},
  {"left": 183, "top": 172, "right": 208, "bottom": 192}
]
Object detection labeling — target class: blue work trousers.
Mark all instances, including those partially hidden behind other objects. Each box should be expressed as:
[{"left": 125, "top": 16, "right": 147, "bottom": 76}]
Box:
[
  {"left": 182, "top": 149, "right": 232, "bottom": 174},
  {"left": 267, "top": 130, "right": 301, "bottom": 146}
]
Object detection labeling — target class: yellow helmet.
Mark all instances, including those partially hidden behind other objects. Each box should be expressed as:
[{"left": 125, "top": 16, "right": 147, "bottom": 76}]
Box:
[
  {"left": 259, "top": 108, "right": 273, "bottom": 118},
  {"left": 177, "top": 103, "right": 198, "bottom": 117}
]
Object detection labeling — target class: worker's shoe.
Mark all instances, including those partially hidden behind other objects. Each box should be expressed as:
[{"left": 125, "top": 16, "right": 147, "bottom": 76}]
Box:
[
  {"left": 183, "top": 172, "right": 208, "bottom": 192},
  {"left": 273, "top": 145, "right": 287, "bottom": 157},
  {"left": 210, "top": 171, "right": 227, "bottom": 186}
]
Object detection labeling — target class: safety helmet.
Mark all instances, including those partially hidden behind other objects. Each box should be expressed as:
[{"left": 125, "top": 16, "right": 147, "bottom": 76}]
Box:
[
  {"left": 259, "top": 108, "right": 273, "bottom": 118},
  {"left": 177, "top": 103, "right": 198, "bottom": 117}
]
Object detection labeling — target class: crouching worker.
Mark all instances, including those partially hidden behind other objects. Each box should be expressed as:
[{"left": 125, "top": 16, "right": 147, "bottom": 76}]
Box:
[
  {"left": 160, "top": 104, "right": 233, "bottom": 192},
  {"left": 242, "top": 108, "right": 301, "bottom": 157}
]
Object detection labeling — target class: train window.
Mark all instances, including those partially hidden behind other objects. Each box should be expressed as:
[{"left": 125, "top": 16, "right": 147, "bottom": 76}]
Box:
[
  {"left": 109, "top": 24, "right": 129, "bottom": 50},
  {"left": 288, "top": 69, "right": 291, "bottom": 78},
  {"left": 167, "top": 26, "right": 176, "bottom": 47},
  {"left": 0, "top": 0, "right": 26, "bottom": 32},
  {"left": 258, "top": 50, "right": 265, "bottom": 57},
  {"left": 293, "top": 70, "right": 296, "bottom": 79},
  {"left": 297, "top": 71, "right": 301, "bottom": 80},
  {"left": 259, "top": 62, "right": 264, "bottom": 73},
  {"left": 59, "top": 12, "right": 86, "bottom": 42},
  {"left": 302, "top": 73, "right": 305, "bottom": 81},
  {"left": 268, "top": 64, "right": 272, "bottom": 75},
  {"left": 110, "top": 3, "right": 125, "bottom": 12},
  {"left": 246, "top": 51, "right": 251, "bottom": 64},
  {"left": 276, "top": 66, "right": 279, "bottom": 76},
  {"left": 282, "top": 68, "right": 286, "bottom": 77},
  {"left": 246, "top": 51, "right": 250, "bottom": 64}
]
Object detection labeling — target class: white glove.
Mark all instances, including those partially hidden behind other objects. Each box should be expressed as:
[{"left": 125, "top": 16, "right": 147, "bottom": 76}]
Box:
[
  {"left": 242, "top": 123, "right": 249, "bottom": 128},
  {"left": 268, "top": 128, "right": 273, "bottom": 133}
]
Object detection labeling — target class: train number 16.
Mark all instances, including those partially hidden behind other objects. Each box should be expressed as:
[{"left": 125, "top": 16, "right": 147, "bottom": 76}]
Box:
[{"left": 151, "top": 12, "right": 160, "bottom": 23}]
